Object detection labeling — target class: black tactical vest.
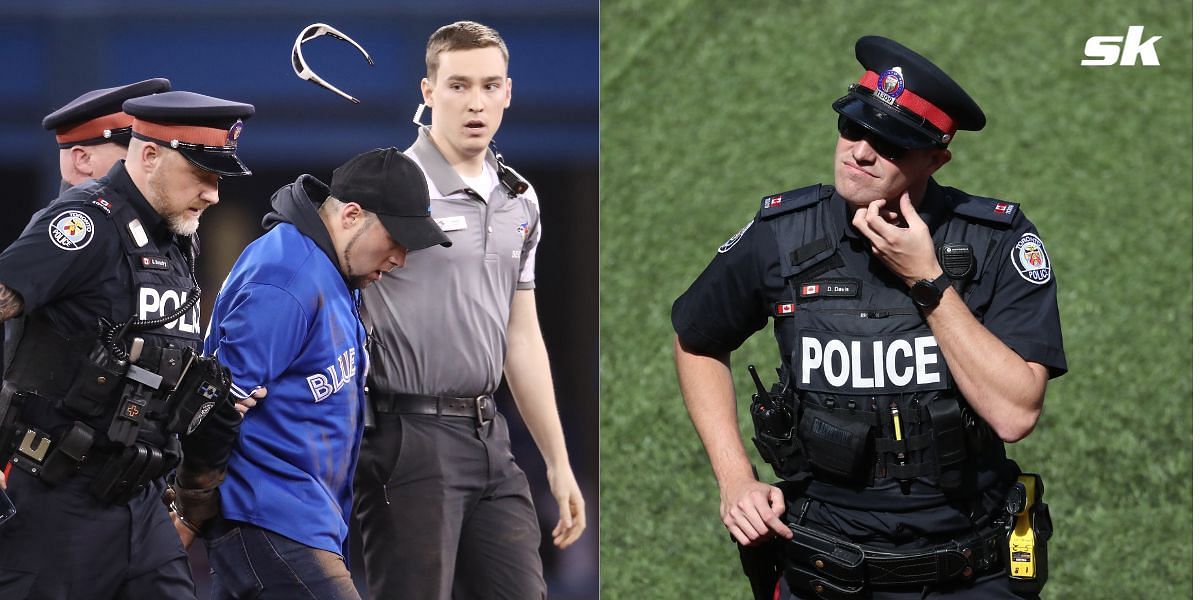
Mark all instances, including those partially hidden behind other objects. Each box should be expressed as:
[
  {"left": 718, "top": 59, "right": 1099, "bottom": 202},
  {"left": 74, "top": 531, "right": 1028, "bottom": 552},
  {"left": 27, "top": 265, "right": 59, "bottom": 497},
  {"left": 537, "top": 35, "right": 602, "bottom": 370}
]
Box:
[
  {"left": 5, "top": 179, "right": 201, "bottom": 447},
  {"left": 756, "top": 184, "right": 1018, "bottom": 508}
]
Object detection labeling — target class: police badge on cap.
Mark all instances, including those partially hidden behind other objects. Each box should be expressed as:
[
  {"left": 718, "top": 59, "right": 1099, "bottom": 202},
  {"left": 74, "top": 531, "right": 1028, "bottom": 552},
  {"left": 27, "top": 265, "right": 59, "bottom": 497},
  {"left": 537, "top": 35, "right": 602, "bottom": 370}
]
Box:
[
  {"left": 123, "top": 91, "right": 256, "bottom": 177},
  {"left": 833, "top": 36, "right": 986, "bottom": 151}
]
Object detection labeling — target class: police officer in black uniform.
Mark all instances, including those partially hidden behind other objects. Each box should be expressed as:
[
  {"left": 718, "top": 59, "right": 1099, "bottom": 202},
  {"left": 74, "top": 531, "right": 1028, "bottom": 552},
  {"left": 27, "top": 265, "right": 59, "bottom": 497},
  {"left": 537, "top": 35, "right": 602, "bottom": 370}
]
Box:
[
  {"left": 0, "top": 90, "right": 254, "bottom": 599},
  {"left": 672, "top": 36, "right": 1066, "bottom": 599},
  {"left": 43, "top": 78, "right": 173, "bottom": 190},
  {"left": 0, "top": 80, "right": 174, "bottom": 378}
]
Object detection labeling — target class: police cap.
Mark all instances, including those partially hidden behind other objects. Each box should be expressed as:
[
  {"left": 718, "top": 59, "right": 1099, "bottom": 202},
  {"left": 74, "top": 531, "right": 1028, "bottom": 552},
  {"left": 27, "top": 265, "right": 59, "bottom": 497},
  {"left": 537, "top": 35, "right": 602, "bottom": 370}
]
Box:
[
  {"left": 330, "top": 148, "right": 452, "bottom": 251},
  {"left": 42, "top": 78, "right": 171, "bottom": 148},
  {"left": 124, "top": 91, "right": 256, "bottom": 177},
  {"left": 833, "top": 36, "right": 985, "bottom": 150}
]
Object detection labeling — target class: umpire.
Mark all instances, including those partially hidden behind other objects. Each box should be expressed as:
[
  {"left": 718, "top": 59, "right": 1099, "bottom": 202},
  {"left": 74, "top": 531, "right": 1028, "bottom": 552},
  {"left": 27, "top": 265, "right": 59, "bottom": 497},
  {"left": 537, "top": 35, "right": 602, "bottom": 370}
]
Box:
[
  {"left": 0, "top": 90, "right": 253, "bottom": 598},
  {"left": 672, "top": 37, "right": 1066, "bottom": 599}
]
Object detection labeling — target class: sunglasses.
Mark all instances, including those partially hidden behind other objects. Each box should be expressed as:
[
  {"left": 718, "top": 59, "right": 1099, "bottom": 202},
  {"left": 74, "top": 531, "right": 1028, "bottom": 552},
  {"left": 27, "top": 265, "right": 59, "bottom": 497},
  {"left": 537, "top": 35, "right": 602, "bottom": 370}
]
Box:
[
  {"left": 291, "top": 23, "right": 374, "bottom": 104},
  {"left": 837, "top": 116, "right": 909, "bottom": 161}
]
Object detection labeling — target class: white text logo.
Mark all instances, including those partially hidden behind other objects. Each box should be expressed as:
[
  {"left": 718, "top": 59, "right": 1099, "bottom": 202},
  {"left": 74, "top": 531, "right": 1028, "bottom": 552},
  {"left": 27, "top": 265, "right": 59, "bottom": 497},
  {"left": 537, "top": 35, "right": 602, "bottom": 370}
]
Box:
[
  {"left": 1081, "top": 26, "right": 1161, "bottom": 66},
  {"left": 306, "top": 347, "right": 357, "bottom": 402}
]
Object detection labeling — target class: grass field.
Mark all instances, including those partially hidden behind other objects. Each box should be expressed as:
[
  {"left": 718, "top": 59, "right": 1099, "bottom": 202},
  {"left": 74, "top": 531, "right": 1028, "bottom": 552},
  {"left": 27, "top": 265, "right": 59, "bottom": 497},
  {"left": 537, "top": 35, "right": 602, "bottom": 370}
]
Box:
[{"left": 599, "top": 1, "right": 1191, "bottom": 598}]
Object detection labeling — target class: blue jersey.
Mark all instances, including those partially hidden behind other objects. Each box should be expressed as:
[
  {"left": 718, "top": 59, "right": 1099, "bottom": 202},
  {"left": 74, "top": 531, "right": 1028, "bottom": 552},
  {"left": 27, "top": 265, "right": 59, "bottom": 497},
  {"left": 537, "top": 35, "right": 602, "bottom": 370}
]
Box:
[{"left": 203, "top": 219, "right": 367, "bottom": 558}]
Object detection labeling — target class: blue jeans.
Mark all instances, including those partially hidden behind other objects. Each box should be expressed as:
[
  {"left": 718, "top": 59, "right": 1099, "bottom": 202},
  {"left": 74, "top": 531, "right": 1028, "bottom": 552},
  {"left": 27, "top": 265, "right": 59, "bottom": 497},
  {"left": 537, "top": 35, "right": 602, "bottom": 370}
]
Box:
[{"left": 205, "top": 516, "right": 360, "bottom": 600}]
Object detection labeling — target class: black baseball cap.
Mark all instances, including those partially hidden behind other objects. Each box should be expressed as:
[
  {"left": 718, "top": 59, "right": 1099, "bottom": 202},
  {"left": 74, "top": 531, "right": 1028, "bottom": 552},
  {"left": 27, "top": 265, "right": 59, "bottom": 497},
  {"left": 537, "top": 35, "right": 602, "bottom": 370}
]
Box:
[
  {"left": 330, "top": 148, "right": 452, "bottom": 250},
  {"left": 42, "top": 78, "right": 171, "bottom": 148},
  {"left": 833, "top": 36, "right": 985, "bottom": 150},
  {"left": 124, "top": 91, "right": 255, "bottom": 177}
]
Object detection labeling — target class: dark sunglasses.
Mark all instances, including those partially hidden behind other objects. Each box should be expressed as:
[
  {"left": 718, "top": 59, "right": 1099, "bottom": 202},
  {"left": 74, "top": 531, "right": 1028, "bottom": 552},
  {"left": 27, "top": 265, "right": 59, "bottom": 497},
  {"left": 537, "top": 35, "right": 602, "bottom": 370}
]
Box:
[{"left": 837, "top": 116, "right": 908, "bottom": 161}]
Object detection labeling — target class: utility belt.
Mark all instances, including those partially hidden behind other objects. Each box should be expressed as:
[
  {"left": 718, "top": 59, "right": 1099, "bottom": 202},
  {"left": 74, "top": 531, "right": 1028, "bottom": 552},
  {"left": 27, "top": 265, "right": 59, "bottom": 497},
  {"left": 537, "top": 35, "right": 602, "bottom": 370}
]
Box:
[
  {"left": 370, "top": 391, "right": 496, "bottom": 426},
  {"left": 747, "top": 366, "right": 989, "bottom": 490},
  {"left": 4, "top": 413, "right": 178, "bottom": 505},
  {"left": 783, "top": 520, "right": 1007, "bottom": 598},
  {"left": 0, "top": 340, "right": 230, "bottom": 504},
  {"left": 773, "top": 476, "right": 1052, "bottom": 598}
]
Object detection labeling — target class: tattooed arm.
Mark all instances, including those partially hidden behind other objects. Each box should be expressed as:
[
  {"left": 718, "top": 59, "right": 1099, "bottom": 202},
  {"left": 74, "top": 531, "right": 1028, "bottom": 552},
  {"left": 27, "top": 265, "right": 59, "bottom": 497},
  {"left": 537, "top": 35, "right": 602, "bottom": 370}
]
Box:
[{"left": 0, "top": 283, "right": 23, "bottom": 322}]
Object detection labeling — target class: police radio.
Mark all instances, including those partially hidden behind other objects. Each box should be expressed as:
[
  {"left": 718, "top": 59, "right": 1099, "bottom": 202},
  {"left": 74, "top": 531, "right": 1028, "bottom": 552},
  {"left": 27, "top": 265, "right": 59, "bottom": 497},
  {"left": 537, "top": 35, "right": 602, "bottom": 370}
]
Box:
[
  {"left": 747, "top": 365, "right": 802, "bottom": 476},
  {"left": 1005, "top": 472, "right": 1052, "bottom": 595}
]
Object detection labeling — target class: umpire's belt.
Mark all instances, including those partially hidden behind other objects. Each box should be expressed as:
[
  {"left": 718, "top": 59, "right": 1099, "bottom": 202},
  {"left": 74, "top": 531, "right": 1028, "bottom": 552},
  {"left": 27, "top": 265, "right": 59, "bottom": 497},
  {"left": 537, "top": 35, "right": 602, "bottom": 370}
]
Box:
[
  {"left": 784, "top": 522, "right": 1006, "bottom": 594},
  {"left": 371, "top": 392, "right": 495, "bottom": 425}
]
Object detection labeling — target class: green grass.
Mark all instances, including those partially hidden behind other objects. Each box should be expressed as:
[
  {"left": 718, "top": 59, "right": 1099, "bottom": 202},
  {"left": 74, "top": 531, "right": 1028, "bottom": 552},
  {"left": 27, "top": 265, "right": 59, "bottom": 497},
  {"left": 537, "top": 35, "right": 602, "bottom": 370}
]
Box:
[{"left": 600, "top": 1, "right": 1191, "bottom": 598}]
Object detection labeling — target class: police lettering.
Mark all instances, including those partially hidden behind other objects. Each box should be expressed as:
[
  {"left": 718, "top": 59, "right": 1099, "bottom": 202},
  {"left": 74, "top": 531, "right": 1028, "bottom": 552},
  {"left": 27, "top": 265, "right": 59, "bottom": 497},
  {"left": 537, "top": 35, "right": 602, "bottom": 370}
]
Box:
[
  {"left": 138, "top": 287, "right": 201, "bottom": 333},
  {"left": 800, "top": 335, "right": 942, "bottom": 389},
  {"left": 306, "top": 347, "right": 357, "bottom": 403}
]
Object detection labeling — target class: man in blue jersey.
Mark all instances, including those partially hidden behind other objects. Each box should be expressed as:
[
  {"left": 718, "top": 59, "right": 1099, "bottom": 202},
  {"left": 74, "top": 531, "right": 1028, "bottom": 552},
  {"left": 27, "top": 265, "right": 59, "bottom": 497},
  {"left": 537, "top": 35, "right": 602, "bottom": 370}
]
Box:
[{"left": 197, "top": 148, "right": 450, "bottom": 599}]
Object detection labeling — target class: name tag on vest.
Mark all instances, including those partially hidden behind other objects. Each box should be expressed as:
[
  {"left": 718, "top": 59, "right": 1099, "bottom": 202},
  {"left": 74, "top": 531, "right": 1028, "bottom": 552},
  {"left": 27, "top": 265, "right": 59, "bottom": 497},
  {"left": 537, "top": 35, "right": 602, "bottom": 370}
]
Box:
[
  {"left": 138, "top": 255, "right": 170, "bottom": 271},
  {"left": 797, "top": 279, "right": 860, "bottom": 299},
  {"left": 794, "top": 328, "right": 949, "bottom": 393}
]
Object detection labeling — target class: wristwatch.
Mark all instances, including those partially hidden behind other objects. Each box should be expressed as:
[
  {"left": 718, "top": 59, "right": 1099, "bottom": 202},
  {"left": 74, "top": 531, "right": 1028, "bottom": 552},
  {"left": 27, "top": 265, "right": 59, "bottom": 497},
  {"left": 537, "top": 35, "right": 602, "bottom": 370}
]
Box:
[{"left": 910, "top": 273, "right": 951, "bottom": 310}]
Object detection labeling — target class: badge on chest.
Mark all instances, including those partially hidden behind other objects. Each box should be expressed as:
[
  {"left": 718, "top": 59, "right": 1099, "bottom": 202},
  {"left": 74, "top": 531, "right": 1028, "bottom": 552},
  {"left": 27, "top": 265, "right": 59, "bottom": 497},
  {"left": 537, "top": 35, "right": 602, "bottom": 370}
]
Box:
[{"left": 435, "top": 216, "right": 468, "bottom": 232}]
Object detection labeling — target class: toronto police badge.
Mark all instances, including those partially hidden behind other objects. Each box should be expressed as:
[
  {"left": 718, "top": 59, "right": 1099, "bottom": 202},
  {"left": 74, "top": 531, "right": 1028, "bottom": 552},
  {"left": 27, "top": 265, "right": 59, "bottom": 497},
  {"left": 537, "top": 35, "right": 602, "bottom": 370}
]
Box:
[{"left": 1010, "top": 233, "right": 1052, "bottom": 285}]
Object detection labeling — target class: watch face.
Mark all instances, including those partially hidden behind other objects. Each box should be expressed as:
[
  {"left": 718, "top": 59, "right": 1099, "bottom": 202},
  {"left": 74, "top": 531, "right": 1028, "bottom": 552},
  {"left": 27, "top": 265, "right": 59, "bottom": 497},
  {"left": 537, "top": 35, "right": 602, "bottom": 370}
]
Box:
[{"left": 911, "top": 280, "right": 941, "bottom": 309}]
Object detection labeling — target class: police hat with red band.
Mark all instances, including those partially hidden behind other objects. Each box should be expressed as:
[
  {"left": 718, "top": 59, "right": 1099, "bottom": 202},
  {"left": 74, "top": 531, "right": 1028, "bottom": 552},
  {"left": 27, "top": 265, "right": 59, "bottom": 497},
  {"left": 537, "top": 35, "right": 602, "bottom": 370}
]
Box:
[
  {"left": 123, "top": 91, "right": 256, "bottom": 177},
  {"left": 42, "top": 78, "right": 171, "bottom": 148},
  {"left": 833, "top": 36, "right": 985, "bottom": 150}
]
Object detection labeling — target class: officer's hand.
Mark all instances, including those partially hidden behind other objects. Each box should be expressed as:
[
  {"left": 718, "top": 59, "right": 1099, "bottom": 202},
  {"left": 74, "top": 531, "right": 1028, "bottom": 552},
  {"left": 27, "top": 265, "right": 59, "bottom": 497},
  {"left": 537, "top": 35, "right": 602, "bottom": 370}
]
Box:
[
  {"left": 548, "top": 463, "right": 587, "bottom": 549},
  {"left": 852, "top": 193, "right": 942, "bottom": 286},
  {"left": 720, "top": 477, "right": 792, "bottom": 546},
  {"left": 234, "top": 386, "right": 267, "bottom": 417},
  {"left": 0, "top": 469, "right": 6, "bottom": 491}
]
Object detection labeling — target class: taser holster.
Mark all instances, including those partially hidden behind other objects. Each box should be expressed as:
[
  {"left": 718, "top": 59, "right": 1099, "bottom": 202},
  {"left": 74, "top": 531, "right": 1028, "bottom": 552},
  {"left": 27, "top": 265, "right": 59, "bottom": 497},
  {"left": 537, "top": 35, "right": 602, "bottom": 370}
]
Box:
[{"left": 1006, "top": 473, "right": 1052, "bottom": 596}]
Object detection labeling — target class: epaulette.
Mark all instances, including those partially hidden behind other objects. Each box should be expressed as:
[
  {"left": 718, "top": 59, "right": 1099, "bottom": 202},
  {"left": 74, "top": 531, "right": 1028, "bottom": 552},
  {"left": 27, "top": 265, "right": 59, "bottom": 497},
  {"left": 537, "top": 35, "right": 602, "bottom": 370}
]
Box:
[
  {"left": 58, "top": 180, "right": 116, "bottom": 218},
  {"left": 949, "top": 194, "right": 1020, "bottom": 226},
  {"left": 757, "top": 184, "right": 833, "bottom": 220}
]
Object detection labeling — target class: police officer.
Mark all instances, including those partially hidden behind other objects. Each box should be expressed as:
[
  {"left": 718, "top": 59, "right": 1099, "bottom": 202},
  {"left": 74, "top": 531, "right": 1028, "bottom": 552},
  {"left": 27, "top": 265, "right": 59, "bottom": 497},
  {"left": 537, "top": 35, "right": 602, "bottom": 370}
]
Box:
[
  {"left": 43, "top": 78, "right": 172, "bottom": 190},
  {"left": 0, "top": 80, "right": 173, "bottom": 373},
  {"left": 672, "top": 36, "right": 1066, "bottom": 599},
  {"left": 0, "top": 90, "right": 254, "bottom": 599}
]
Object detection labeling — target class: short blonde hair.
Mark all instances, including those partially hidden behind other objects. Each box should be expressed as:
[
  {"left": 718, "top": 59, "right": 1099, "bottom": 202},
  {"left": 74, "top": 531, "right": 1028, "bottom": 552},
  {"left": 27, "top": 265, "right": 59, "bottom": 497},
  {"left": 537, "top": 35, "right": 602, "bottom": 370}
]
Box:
[{"left": 425, "top": 21, "right": 509, "bottom": 79}]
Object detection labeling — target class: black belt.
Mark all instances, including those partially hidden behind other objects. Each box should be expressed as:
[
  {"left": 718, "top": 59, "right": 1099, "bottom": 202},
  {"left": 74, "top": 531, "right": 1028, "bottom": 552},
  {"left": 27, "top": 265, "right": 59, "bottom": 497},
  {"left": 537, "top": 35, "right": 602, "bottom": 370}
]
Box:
[
  {"left": 370, "top": 392, "right": 495, "bottom": 425},
  {"left": 783, "top": 522, "right": 1006, "bottom": 598}
]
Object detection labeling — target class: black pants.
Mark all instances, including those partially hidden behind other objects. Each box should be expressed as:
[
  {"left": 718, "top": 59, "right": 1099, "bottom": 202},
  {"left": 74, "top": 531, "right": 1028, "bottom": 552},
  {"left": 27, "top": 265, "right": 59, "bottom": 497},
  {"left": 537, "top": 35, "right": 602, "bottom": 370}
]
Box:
[
  {"left": 782, "top": 491, "right": 1033, "bottom": 599},
  {"left": 0, "top": 467, "right": 195, "bottom": 599},
  {"left": 352, "top": 411, "right": 545, "bottom": 600}
]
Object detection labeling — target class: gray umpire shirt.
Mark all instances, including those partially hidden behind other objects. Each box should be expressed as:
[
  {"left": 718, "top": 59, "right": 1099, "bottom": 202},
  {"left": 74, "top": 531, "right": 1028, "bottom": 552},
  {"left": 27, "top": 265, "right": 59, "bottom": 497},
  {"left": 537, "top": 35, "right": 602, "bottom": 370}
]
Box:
[{"left": 361, "top": 127, "right": 541, "bottom": 397}]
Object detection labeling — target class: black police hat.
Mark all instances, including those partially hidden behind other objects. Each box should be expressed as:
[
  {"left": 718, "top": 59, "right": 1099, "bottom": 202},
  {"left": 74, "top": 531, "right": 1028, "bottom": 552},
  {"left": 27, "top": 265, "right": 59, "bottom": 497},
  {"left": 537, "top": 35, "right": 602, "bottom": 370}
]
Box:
[
  {"left": 833, "top": 36, "right": 985, "bottom": 150},
  {"left": 124, "top": 91, "right": 256, "bottom": 177},
  {"left": 330, "top": 148, "right": 452, "bottom": 251},
  {"left": 42, "top": 78, "right": 171, "bottom": 148}
]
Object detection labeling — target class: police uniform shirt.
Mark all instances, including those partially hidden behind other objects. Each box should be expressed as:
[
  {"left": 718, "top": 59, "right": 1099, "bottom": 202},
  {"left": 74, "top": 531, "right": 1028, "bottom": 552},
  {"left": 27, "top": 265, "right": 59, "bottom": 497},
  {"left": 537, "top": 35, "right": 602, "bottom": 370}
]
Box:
[
  {"left": 0, "top": 161, "right": 196, "bottom": 339},
  {"left": 361, "top": 127, "right": 540, "bottom": 397},
  {"left": 672, "top": 180, "right": 1068, "bottom": 378}
]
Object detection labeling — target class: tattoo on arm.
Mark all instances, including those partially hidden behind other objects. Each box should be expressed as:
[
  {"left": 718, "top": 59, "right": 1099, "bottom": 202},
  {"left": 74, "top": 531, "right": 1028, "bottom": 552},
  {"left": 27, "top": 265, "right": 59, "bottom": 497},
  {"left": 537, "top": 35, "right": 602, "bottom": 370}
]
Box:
[{"left": 0, "top": 284, "right": 23, "bottom": 322}]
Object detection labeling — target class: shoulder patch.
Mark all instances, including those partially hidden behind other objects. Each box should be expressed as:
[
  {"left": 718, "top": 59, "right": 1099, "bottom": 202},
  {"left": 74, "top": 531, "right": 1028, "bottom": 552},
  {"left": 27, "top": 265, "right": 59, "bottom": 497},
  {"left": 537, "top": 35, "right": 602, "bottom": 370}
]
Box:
[
  {"left": 48, "top": 210, "right": 95, "bottom": 251},
  {"left": 951, "top": 196, "right": 1020, "bottom": 226},
  {"left": 718, "top": 220, "right": 753, "bottom": 253},
  {"left": 90, "top": 197, "right": 113, "bottom": 214},
  {"left": 758, "top": 184, "right": 832, "bottom": 220},
  {"left": 1010, "top": 232, "right": 1052, "bottom": 285}
]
